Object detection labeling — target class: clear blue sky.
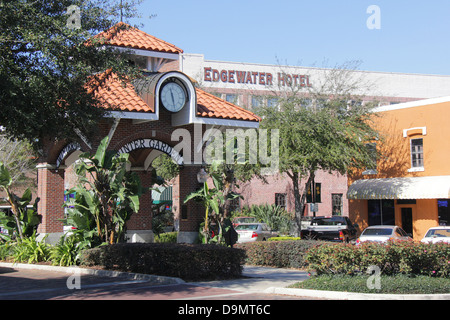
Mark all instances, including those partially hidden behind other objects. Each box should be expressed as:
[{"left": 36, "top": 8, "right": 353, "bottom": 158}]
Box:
[{"left": 129, "top": 0, "right": 450, "bottom": 75}]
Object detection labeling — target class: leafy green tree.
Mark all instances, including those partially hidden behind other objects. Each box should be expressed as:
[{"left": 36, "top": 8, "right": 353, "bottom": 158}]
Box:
[
  {"left": 184, "top": 161, "right": 241, "bottom": 245},
  {"left": 65, "top": 136, "right": 148, "bottom": 244},
  {"left": 256, "top": 62, "right": 379, "bottom": 235},
  {"left": 0, "top": 0, "right": 142, "bottom": 145},
  {"left": 151, "top": 153, "right": 180, "bottom": 182},
  {"left": 0, "top": 133, "right": 37, "bottom": 191}
]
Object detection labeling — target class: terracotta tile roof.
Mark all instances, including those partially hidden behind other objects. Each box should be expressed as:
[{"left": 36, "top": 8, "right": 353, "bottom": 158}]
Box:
[
  {"left": 87, "top": 71, "right": 260, "bottom": 122},
  {"left": 93, "top": 22, "right": 183, "bottom": 54},
  {"left": 196, "top": 89, "right": 261, "bottom": 122},
  {"left": 88, "top": 69, "right": 153, "bottom": 113}
]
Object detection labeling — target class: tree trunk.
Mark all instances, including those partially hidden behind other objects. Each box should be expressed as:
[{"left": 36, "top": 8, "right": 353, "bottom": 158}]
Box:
[
  {"left": 294, "top": 172, "right": 302, "bottom": 237},
  {"left": 289, "top": 170, "right": 314, "bottom": 237},
  {"left": 222, "top": 168, "right": 235, "bottom": 219}
]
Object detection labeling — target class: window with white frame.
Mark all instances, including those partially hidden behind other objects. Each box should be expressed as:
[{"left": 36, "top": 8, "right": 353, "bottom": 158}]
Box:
[{"left": 410, "top": 138, "right": 424, "bottom": 169}]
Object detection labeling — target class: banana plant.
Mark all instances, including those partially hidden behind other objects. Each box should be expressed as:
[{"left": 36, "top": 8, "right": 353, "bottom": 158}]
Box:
[
  {"left": 0, "top": 162, "right": 41, "bottom": 240},
  {"left": 66, "top": 136, "right": 148, "bottom": 245},
  {"left": 184, "top": 160, "right": 241, "bottom": 245}
]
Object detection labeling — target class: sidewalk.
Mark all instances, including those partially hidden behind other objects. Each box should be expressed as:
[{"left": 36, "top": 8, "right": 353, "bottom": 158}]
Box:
[
  {"left": 1, "top": 262, "right": 449, "bottom": 300},
  {"left": 192, "top": 265, "right": 309, "bottom": 293},
  {"left": 194, "top": 265, "right": 450, "bottom": 300}
]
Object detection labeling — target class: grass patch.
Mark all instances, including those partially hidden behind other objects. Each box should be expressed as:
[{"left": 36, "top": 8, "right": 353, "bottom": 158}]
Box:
[{"left": 289, "top": 274, "right": 450, "bottom": 294}]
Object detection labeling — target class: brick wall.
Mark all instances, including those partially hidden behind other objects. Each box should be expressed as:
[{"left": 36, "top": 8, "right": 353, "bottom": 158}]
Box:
[
  {"left": 238, "top": 170, "right": 349, "bottom": 216},
  {"left": 38, "top": 109, "right": 206, "bottom": 236},
  {"left": 37, "top": 166, "right": 65, "bottom": 233}
]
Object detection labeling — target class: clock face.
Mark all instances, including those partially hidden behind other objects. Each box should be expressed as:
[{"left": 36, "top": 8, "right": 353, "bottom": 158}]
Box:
[{"left": 160, "top": 82, "right": 186, "bottom": 112}]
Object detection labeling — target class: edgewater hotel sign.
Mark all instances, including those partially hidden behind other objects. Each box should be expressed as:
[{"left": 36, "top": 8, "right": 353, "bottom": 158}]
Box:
[{"left": 203, "top": 67, "right": 312, "bottom": 88}]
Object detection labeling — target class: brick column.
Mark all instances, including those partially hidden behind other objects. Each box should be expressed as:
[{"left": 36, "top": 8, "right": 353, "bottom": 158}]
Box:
[
  {"left": 176, "top": 165, "right": 205, "bottom": 243},
  {"left": 126, "top": 170, "right": 154, "bottom": 242},
  {"left": 36, "top": 164, "right": 65, "bottom": 243}
]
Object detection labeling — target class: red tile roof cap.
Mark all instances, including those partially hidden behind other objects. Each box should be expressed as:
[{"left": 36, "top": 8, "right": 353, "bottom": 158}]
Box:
[
  {"left": 196, "top": 89, "right": 261, "bottom": 122},
  {"left": 93, "top": 22, "right": 183, "bottom": 54}
]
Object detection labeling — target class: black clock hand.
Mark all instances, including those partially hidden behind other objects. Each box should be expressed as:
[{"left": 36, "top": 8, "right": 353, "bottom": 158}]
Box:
[{"left": 170, "top": 89, "right": 175, "bottom": 106}]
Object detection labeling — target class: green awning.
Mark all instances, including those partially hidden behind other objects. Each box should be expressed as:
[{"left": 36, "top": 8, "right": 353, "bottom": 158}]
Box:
[{"left": 152, "top": 186, "right": 172, "bottom": 204}]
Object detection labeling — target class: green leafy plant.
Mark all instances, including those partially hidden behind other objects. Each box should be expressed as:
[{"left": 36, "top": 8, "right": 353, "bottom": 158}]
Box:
[
  {"left": 50, "top": 235, "right": 85, "bottom": 266},
  {"left": 242, "top": 204, "right": 292, "bottom": 234},
  {"left": 11, "top": 233, "right": 50, "bottom": 264},
  {"left": 305, "top": 241, "right": 450, "bottom": 277},
  {"left": 65, "top": 136, "right": 148, "bottom": 245},
  {"left": 0, "top": 162, "right": 41, "bottom": 240},
  {"left": 184, "top": 161, "right": 241, "bottom": 245},
  {"left": 154, "top": 231, "right": 178, "bottom": 243}
]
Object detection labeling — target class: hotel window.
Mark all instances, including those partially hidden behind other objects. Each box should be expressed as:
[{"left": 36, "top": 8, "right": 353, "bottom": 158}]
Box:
[
  {"left": 410, "top": 138, "right": 424, "bottom": 169},
  {"left": 332, "top": 194, "right": 343, "bottom": 216},
  {"left": 251, "top": 96, "right": 263, "bottom": 108},
  {"left": 226, "top": 94, "right": 238, "bottom": 104},
  {"left": 267, "top": 97, "right": 279, "bottom": 108},
  {"left": 275, "top": 193, "right": 287, "bottom": 209}
]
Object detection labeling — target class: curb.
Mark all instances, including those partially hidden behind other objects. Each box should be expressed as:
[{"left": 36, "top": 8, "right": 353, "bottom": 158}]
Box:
[
  {"left": 0, "top": 262, "right": 185, "bottom": 285},
  {"left": 264, "top": 287, "right": 450, "bottom": 300}
]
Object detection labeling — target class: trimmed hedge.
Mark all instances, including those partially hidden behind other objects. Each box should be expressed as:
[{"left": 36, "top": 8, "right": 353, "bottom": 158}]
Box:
[
  {"left": 235, "top": 240, "right": 318, "bottom": 268},
  {"left": 305, "top": 241, "right": 450, "bottom": 277},
  {"left": 79, "top": 243, "right": 246, "bottom": 281},
  {"left": 154, "top": 232, "right": 178, "bottom": 243},
  {"left": 268, "top": 236, "right": 301, "bottom": 241}
]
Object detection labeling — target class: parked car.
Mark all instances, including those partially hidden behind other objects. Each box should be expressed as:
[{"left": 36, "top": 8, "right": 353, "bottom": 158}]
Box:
[
  {"left": 63, "top": 225, "right": 77, "bottom": 237},
  {"left": 301, "top": 216, "right": 358, "bottom": 243},
  {"left": 232, "top": 216, "right": 257, "bottom": 227},
  {"left": 421, "top": 226, "right": 450, "bottom": 244},
  {"left": 356, "top": 225, "right": 412, "bottom": 245},
  {"left": 235, "top": 223, "right": 277, "bottom": 243}
]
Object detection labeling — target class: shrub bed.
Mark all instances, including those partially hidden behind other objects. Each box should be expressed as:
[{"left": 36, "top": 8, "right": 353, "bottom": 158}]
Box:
[
  {"left": 305, "top": 241, "right": 450, "bottom": 277},
  {"left": 290, "top": 274, "right": 450, "bottom": 294},
  {"left": 235, "top": 240, "right": 318, "bottom": 269},
  {"left": 154, "top": 232, "right": 178, "bottom": 243},
  {"left": 79, "top": 243, "right": 246, "bottom": 281}
]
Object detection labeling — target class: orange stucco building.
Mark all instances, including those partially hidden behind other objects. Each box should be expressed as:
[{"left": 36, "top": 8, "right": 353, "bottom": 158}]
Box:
[{"left": 348, "top": 96, "right": 450, "bottom": 241}]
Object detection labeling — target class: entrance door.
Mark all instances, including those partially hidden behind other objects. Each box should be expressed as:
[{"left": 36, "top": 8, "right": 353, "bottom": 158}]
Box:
[{"left": 401, "top": 208, "right": 413, "bottom": 237}]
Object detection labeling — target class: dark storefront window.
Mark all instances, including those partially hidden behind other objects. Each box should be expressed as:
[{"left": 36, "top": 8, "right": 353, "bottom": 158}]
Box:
[
  {"left": 368, "top": 200, "right": 395, "bottom": 226},
  {"left": 332, "top": 194, "right": 343, "bottom": 216},
  {"left": 438, "top": 200, "right": 449, "bottom": 226}
]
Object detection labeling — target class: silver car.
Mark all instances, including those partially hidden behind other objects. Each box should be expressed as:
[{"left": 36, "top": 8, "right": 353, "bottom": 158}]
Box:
[
  {"left": 235, "top": 223, "right": 277, "bottom": 243},
  {"left": 356, "top": 225, "right": 412, "bottom": 245}
]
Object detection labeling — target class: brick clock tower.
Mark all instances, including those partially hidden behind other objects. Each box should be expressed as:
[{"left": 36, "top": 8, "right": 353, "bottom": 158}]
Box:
[{"left": 36, "top": 23, "right": 260, "bottom": 244}]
